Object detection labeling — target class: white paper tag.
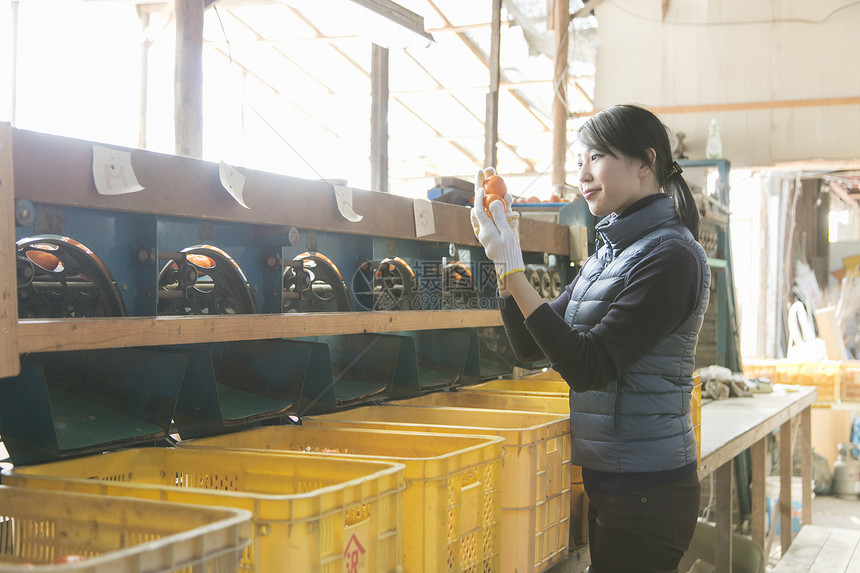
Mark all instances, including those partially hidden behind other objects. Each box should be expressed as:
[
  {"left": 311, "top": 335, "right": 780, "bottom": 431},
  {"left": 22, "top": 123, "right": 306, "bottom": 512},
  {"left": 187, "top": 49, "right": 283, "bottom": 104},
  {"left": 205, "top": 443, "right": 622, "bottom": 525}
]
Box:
[
  {"left": 92, "top": 145, "right": 144, "bottom": 195},
  {"left": 333, "top": 184, "right": 363, "bottom": 222},
  {"left": 413, "top": 197, "right": 435, "bottom": 237},
  {"left": 219, "top": 161, "right": 249, "bottom": 209}
]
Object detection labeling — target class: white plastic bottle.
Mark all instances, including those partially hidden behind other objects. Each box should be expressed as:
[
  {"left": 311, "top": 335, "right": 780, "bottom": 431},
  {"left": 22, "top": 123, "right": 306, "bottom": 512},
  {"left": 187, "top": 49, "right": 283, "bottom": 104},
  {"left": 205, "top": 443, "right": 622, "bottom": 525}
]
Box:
[{"left": 706, "top": 118, "right": 723, "bottom": 159}]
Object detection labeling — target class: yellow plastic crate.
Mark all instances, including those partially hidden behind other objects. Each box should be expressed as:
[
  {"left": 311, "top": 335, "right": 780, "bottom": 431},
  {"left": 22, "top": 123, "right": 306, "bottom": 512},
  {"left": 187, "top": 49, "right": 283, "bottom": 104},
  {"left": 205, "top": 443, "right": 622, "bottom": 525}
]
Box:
[
  {"left": 743, "top": 358, "right": 845, "bottom": 402},
  {"left": 841, "top": 360, "right": 860, "bottom": 402},
  {"left": 303, "top": 406, "right": 571, "bottom": 573},
  {"left": 392, "top": 391, "right": 583, "bottom": 549},
  {"left": 741, "top": 358, "right": 779, "bottom": 382},
  {"left": 463, "top": 379, "right": 570, "bottom": 397},
  {"left": 2, "top": 448, "right": 404, "bottom": 573},
  {"left": 392, "top": 391, "right": 569, "bottom": 416},
  {"left": 178, "top": 426, "right": 502, "bottom": 573},
  {"left": 0, "top": 485, "right": 250, "bottom": 572}
]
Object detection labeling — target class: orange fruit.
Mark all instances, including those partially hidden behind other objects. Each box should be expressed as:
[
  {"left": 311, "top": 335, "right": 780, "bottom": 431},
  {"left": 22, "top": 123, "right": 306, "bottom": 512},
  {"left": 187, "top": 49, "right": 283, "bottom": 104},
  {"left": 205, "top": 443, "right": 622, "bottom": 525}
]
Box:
[
  {"left": 25, "top": 249, "right": 62, "bottom": 272},
  {"left": 481, "top": 174, "right": 507, "bottom": 217},
  {"left": 186, "top": 254, "right": 215, "bottom": 269},
  {"left": 482, "top": 174, "right": 507, "bottom": 197}
]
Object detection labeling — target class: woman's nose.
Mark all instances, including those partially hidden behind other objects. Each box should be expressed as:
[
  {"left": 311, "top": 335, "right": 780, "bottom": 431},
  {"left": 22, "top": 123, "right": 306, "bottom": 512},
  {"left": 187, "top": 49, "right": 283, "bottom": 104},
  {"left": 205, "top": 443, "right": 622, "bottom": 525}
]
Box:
[{"left": 578, "top": 166, "right": 590, "bottom": 184}]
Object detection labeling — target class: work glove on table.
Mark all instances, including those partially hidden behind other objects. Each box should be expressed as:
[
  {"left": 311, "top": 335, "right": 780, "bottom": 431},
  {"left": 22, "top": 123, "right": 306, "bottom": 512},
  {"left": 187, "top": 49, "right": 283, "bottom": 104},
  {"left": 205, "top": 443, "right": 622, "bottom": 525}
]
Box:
[{"left": 470, "top": 168, "right": 524, "bottom": 280}]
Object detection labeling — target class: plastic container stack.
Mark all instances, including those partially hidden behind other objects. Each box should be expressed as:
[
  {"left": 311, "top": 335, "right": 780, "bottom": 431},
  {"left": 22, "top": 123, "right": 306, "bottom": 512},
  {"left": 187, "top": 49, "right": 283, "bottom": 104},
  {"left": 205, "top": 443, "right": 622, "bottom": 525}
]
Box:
[
  {"left": 178, "top": 425, "right": 504, "bottom": 573},
  {"left": 2, "top": 448, "right": 404, "bottom": 573},
  {"left": 303, "top": 405, "right": 571, "bottom": 573},
  {"left": 743, "top": 358, "right": 860, "bottom": 403}
]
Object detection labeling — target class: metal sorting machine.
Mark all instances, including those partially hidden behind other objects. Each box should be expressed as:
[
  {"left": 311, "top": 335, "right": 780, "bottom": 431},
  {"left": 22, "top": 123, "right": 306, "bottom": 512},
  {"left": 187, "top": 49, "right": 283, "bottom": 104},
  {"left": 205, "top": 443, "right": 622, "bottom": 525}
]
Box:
[{"left": 0, "top": 125, "right": 578, "bottom": 465}]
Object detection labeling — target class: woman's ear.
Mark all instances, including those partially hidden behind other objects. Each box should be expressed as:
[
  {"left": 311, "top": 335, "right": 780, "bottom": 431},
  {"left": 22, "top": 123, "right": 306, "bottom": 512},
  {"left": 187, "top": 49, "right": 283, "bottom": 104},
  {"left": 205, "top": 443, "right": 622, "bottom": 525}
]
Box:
[{"left": 641, "top": 148, "right": 657, "bottom": 173}]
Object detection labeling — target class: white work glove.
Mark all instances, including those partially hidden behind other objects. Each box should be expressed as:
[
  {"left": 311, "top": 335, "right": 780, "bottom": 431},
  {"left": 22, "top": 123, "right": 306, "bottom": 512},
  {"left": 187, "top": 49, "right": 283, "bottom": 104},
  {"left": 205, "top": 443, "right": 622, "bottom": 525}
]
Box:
[{"left": 470, "top": 168, "right": 524, "bottom": 280}]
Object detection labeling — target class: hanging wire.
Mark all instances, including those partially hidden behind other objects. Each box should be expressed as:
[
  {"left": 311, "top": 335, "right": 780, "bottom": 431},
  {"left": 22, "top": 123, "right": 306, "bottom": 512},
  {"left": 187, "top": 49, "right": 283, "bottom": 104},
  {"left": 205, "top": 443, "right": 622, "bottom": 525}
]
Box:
[
  {"left": 213, "top": 6, "right": 232, "bottom": 63},
  {"left": 249, "top": 107, "right": 329, "bottom": 183}
]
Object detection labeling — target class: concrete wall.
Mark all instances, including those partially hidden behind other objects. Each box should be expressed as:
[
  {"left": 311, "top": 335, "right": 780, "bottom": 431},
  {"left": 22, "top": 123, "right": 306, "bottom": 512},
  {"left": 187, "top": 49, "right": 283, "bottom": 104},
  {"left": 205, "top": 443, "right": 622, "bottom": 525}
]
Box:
[{"left": 592, "top": 0, "right": 860, "bottom": 168}]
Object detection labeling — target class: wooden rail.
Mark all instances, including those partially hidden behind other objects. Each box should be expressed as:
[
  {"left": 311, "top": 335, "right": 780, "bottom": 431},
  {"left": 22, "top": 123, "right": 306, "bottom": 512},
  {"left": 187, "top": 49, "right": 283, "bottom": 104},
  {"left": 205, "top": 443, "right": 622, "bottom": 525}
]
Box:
[{"left": 16, "top": 310, "right": 504, "bottom": 353}]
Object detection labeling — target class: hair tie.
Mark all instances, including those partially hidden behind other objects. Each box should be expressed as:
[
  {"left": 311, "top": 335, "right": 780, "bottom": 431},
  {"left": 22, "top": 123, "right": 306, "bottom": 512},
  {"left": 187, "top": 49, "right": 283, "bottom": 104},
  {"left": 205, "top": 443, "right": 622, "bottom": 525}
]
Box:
[{"left": 668, "top": 161, "right": 683, "bottom": 178}]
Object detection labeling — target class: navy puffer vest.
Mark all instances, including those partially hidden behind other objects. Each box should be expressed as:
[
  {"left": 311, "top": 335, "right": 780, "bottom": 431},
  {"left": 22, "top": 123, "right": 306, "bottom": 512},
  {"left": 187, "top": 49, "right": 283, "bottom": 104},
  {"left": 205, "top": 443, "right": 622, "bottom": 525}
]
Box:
[{"left": 564, "top": 196, "right": 710, "bottom": 472}]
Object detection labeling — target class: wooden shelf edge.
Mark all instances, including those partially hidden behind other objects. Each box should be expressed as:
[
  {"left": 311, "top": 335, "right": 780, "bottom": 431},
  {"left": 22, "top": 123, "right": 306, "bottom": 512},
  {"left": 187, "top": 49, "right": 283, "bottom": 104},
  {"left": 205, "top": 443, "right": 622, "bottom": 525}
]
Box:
[{"left": 17, "top": 310, "right": 504, "bottom": 353}]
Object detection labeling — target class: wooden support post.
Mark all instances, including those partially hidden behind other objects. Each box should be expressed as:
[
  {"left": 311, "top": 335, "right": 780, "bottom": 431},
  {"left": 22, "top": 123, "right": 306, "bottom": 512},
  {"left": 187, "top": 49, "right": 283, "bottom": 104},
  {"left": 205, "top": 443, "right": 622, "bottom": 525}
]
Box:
[
  {"left": 780, "top": 419, "right": 794, "bottom": 553},
  {"left": 174, "top": 0, "right": 204, "bottom": 158},
  {"left": 483, "top": 0, "right": 502, "bottom": 170},
  {"left": 799, "top": 407, "right": 812, "bottom": 526},
  {"left": 10, "top": 1, "right": 19, "bottom": 126},
  {"left": 0, "top": 123, "right": 19, "bottom": 378},
  {"left": 371, "top": 43, "right": 389, "bottom": 193},
  {"left": 750, "top": 437, "right": 768, "bottom": 550},
  {"left": 137, "top": 5, "right": 152, "bottom": 150},
  {"left": 551, "top": 0, "right": 569, "bottom": 192},
  {"left": 715, "top": 460, "right": 734, "bottom": 573}
]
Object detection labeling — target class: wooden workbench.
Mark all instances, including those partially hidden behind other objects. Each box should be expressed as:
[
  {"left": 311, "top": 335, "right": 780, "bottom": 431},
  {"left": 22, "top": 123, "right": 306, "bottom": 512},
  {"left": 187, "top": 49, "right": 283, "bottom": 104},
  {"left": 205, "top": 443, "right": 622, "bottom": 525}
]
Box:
[
  {"left": 698, "top": 386, "right": 818, "bottom": 573},
  {"left": 548, "top": 386, "right": 818, "bottom": 573}
]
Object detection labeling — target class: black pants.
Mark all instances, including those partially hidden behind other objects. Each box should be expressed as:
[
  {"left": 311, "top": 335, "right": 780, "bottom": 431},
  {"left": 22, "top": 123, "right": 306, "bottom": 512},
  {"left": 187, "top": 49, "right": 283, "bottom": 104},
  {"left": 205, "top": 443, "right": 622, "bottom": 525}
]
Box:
[{"left": 586, "top": 473, "right": 701, "bottom": 573}]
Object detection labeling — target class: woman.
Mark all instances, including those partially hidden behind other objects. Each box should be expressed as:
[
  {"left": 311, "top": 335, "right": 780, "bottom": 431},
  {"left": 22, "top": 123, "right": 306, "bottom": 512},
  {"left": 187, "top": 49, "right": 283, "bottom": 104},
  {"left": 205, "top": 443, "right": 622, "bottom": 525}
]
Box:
[{"left": 471, "top": 104, "right": 710, "bottom": 572}]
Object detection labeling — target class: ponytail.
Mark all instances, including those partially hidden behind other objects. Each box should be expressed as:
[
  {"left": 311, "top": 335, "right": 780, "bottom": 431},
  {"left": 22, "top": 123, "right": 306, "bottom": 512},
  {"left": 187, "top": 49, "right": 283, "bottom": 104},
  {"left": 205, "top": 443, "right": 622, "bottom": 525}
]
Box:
[{"left": 663, "top": 162, "right": 700, "bottom": 240}]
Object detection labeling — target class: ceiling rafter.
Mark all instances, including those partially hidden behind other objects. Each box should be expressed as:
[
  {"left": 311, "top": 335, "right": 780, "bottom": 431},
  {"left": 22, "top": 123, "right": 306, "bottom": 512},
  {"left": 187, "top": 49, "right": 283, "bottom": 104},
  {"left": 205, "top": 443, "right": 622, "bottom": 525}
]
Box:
[
  {"left": 828, "top": 181, "right": 860, "bottom": 209},
  {"left": 399, "top": 49, "right": 537, "bottom": 172},
  {"left": 208, "top": 45, "right": 373, "bottom": 163},
  {"left": 220, "top": 7, "right": 451, "bottom": 175},
  {"left": 215, "top": 11, "right": 369, "bottom": 155},
  {"left": 278, "top": 3, "right": 488, "bottom": 171},
  {"left": 185, "top": 1, "right": 594, "bottom": 184},
  {"left": 423, "top": 0, "right": 553, "bottom": 133},
  {"left": 387, "top": 76, "right": 594, "bottom": 94},
  {"left": 570, "top": 0, "right": 608, "bottom": 19}
]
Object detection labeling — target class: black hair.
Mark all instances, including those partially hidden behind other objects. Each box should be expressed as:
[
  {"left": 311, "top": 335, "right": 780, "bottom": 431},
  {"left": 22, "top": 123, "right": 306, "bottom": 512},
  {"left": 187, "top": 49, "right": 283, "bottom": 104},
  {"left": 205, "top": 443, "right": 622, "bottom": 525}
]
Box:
[{"left": 577, "top": 104, "right": 700, "bottom": 240}]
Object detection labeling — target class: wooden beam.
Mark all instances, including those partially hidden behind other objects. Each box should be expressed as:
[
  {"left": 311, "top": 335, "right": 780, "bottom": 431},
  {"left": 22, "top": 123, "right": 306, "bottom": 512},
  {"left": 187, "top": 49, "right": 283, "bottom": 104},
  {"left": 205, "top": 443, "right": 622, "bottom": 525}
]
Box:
[
  {"left": 829, "top": 181, "right": 860, "bottom": 209},
  {"left": 137, "top": 5, "right": 152, "bottom": 150},
  {"left": 483, "top": 0, "right": 502, "bottom": 169},
  {"left": 174, "top": 0, "right": 204, "bottom": 158},
  {"left": 574, "top": 96, "right": 860, "bottom": 118},
  {"left": 350, "top": 0, "right": 432, "bottom": 44},
  {"left": 0, "top": 123, "right": 19, "bottom": 378},
  {"left": 384, "top": 76, "right": 595, "bottom": 96},
  {"left": 371, "top": 43, "right": 389, "bottom": 193},
  {"left": 10, "top": 1, "right": 19, "bottom": 126},
  {"left": 17, "top": 311, "right": 504, "bottom": 353},
  {"left": 11, "top": 128, "right": 570, "bottom": 254},
  {"left": 552, "top": 0, "right": 569, "bottom": 191},
  {"left": 571, "top": 0, "right": 608, "bottom": 19},
  {"left": 424, "top": 1, "right": 552, "bottom": 133}
]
